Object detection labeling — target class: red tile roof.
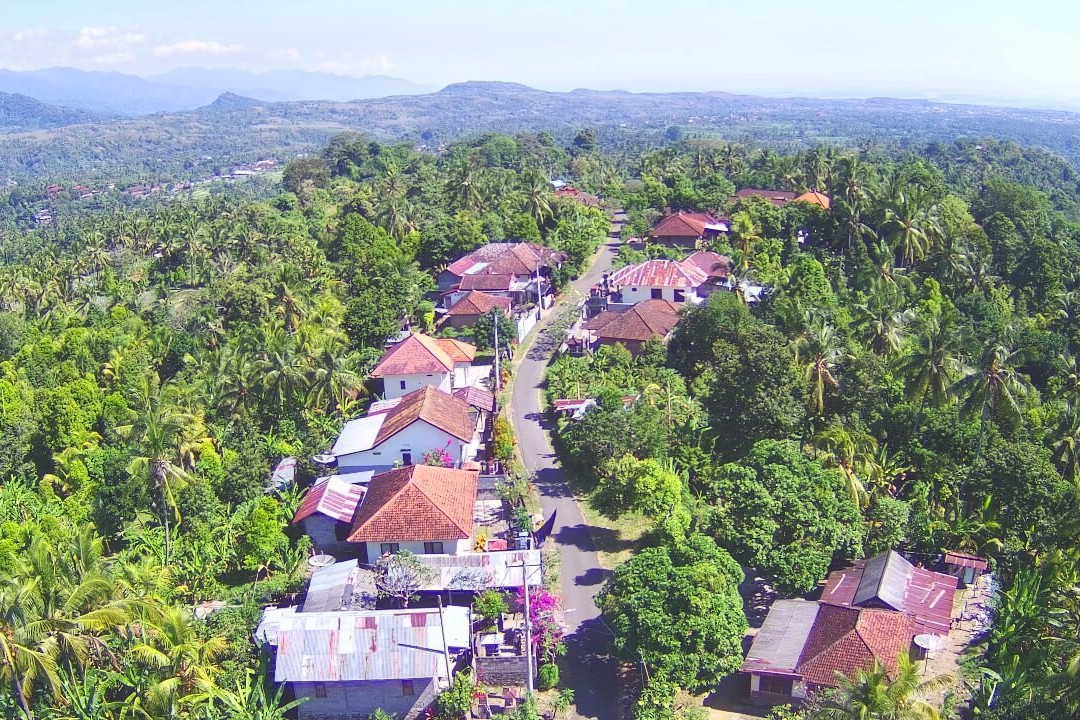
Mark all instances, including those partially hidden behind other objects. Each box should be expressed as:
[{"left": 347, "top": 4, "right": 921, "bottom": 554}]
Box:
[
  {"left": 820, "top": 551, "right": 958, "bottom": 634},
  {"left": 371, "top": 333, "right": 470, "bottom": 377},
  {"left": 584, "top": 299, "right": 681, "bottom": 343},
  {"left": 452, "top": 385, "right": 496, "bottom": 413},
  {"left": 608, "top": 259, "right": 709, "bottom": 289},
  {"left": 554, "top": 187, "right": 599, "bottom": 206},
  {"left": 682, "top": 251, "right": 734, "bottom": 279},
  {"left": 292, "top": 476, "right": 367, "bottom": 525},
  {"left": 374, "top": 386, "right": 476, "bottom": 446},
  {"left": 445, "top": 291, "right": 513, "bottom": 318},
  {"left": 445, "top": 243, "right": 565, "bottom": 278},
  {"left": 651, "top": 211, "right": 720, "bottom": 238},
  {"left": 436, "top": 338, "right": 477, "bottom": 364},
  {"left": 347, "top": 465, "right": 479, "bottom": 542},
  {"left": 733, "top": 188, "right": 799, "bottom": 206},
  {"left": 796, "top": 606, "right": 913, "bottom": 687},
  {"left": 795, "top": 191, "right": 831, "bottom": 209}
]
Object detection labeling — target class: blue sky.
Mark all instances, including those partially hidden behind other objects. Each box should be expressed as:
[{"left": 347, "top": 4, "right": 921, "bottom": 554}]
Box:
[{"left": 0, "top": 0, "right": 1075, "bottom": 106}]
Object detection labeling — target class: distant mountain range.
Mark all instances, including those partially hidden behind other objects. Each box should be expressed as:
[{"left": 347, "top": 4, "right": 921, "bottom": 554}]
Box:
[
  {"left": 1, "top": 80, "right": 1080, "bottom": 183},
  {"left": 0, "top": 67, "right": 431, "bottom": 116}
]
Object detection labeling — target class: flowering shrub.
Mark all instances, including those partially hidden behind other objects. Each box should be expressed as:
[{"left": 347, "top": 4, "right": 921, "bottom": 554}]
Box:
[
  {"left": 514, "top": 586, "right": 566, "bottom": 663},
  {"left": 422, "top": 442, "right": 454, "bottom": 467}
]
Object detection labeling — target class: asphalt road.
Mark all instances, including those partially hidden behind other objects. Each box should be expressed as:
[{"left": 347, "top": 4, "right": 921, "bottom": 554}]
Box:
[{"left": 510, "top": 213, "right": 624, "bottom": 719}]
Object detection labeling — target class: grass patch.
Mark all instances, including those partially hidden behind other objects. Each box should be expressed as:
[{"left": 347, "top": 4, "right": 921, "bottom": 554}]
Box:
[{"left": 575, "top": 498, "right": 651, "bottom": 569}]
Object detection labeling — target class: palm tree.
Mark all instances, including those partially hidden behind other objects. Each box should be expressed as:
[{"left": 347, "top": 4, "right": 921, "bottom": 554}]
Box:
[
  {"left": 817, "top": 654, "right": 952, "bottom": 720},
  {"left": 883, "top": 187, "right": 942, "bottom": 267},
  {"left": 521, "top": 170, "right": 553, "bottom": 226},
  {"left": 1052, "top": 402, "right": 1080, "bottom": 484},
  {"left": 855, "top": 290, "right": 914, "bottom": 357},
  {"left": 217, "top": 662, "right": 307, "bottom": 720},
  {"left": 794, "top": 314, "right": 846, "bottom": 417},
  {"left": 128, "top": 607, "right": 226, "bottom": 720},
  {"left": 954, "top": 342, "right": 1034, "bottom": 454},
  {"left": 811, "top": 425, "right": 878, "bottom": 509},
  {"left": 896, "top": 314, "right": 966, "bottom": 409},
  {"left": 118, "top": 376, "right": 206, "bottom": 564}
]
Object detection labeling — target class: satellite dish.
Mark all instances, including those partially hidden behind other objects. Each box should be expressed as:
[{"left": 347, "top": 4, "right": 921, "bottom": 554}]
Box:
[
  {"left": 308, "top": 554, "right": 336, "bottom": 568},
  {"left": 312, "top": 453, "right": 337, "bottom": 467}
]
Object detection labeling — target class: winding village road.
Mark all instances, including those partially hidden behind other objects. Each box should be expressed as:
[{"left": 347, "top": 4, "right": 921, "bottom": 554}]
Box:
[{"left": 509, "top": 211, "right": 625, "bottom": 720}]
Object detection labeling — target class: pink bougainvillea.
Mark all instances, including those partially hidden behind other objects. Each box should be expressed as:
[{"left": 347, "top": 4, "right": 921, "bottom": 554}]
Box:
[
  {"left": 514, "top": 586, "right": 566, "bottom": 663},
  {"left": 421, "top": 442, "right": 454, "bottom": 467}
]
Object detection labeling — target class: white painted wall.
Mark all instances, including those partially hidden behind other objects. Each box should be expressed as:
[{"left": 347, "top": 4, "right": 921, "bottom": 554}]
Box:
[
  {"left": 619, "top": 285, "right": 704, "bottom": 305},
  {"left": 380, "top": 372, "right": 453, "bottom": 399},
  {"left": 365, "top": 537, "right": 473, "bottom": 559},
  {"left": 336, "top": 420, "right": 479, "bottom": 473}
]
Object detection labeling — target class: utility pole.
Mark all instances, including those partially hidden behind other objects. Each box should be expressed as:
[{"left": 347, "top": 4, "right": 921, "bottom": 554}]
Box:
[
  {"left": 493, "top": 310, "right": 500, "bottom": 392},
  {"left": 437, "top": 596, "right": 453, "bottom": 686},
  {"left": 521, "top": 561, "right": 534, "bottom": 694}
]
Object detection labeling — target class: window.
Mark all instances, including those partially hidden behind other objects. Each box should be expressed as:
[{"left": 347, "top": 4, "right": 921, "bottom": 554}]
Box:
[
  {"left": 399, "top": 380, "right": 407, "bottom": 390},
  {"left": 651, "top": 288, "right": 664, "bottom": 300},
  {"left": 380, "top": 543, "right": 400, "bottom": 555},
  {"left": 424, "top": 541, "right": 444, "bottom": 554},
  {"left": 673, "top": 289, "right": 686, "bottom": 303},
  {"left": 401, "top": 680, "right": 415, "bottom": 697},
  {"left": 759, "top": 676, "right": 793, "bottom": 696},
  {"left": 401, "top": 451, "right": 413, "bottom": 465},
  {"left": 314, "top": 683, "right": 327, "bottom": 699}
]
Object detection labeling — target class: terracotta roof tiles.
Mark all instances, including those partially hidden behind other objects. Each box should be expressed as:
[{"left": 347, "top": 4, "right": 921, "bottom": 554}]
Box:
[
  {"left": 347, "top": 465, "right": 479, "bottom": 542},
  {"left": 795, "top": 606, "right": 913, "bottom": 687},
  {"left": 371, "top": 333, "right": 461, "bottom": 377},
  {"left": 584, "top": 299, "right": 681, "bottom": 343},
  {"left": 445, "top": 243, "right": 566, "bottom": 278},
  {"left": 608, "top": 259, "right": 709, "bottom": 289},
  {"left": 651, "top": 211, "right": 719, "bottom": 238},
  {"left": 445, "top": 291, "right": 513, "bottom": 317},
  {"left": 374, "top": 386, "right": 476, "bottom": 447}
]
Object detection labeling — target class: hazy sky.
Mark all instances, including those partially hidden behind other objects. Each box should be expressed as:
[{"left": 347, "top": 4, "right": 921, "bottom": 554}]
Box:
[{"left": 0, "top": 0, "right": 1075, "bottom": 105}]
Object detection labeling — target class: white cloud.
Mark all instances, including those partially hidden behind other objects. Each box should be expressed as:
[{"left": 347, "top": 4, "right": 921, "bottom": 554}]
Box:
[
  {"left": 11, "top": 28, "right": 51, "bottom": 43},
  {"left": 153, "top": 40, "right": 244, "bottom": 57},
  {"left": 73, "top": 26, "right": 146, "bottom": 50},
  {"left": 311, "top": 53, "right": 392, "bottom": 76}
]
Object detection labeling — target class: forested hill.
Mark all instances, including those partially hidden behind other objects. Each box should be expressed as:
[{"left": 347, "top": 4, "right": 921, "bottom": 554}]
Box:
[
  {"left": 3, "top": 81, "right": 1080, "bottom": 184},
  {"left": 0, "top": 91, "right": 109, "bottom": 131}
]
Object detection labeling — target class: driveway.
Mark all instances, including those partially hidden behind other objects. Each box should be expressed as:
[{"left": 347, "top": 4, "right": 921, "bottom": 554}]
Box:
[{"left": 510, "top": 212, "right": 624, "bottom": 719}]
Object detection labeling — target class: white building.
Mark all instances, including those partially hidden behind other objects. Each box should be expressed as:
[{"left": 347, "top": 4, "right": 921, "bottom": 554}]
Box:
[
  {"left": 370, "top": 333, "right": 480, "bottom": 399},
  {"left": 605, "top": 259, "right": 710, "bottom": 306},
  {"left": 330, "top": 386, "right": 482, "bottom": 472}
]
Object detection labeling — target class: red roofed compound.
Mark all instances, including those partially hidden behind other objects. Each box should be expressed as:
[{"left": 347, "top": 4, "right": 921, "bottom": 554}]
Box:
[
  {"left": 369, "top": 332, "right": 478, "bottom": 399},
  {"left": 346, "top": 464, "right": 480, "bottom": 561},
  {"left": 553, "top": 186, "right": 599, "bottom": 206},
  {"left": 605, "top": 259, "right": 710, "bottom": 306},
  {"left": 581, "top": 299, "right": 682, "bottom": 355},
  {"left": 819, "top": 550, "right": 959, "bottom": 634},
  {"left": 732, "top": 188, "right": 799, "bottom": 207},
  {"left": 741, "top": 599, "right": 915, "bottom": 703},
  {"left": 291, "top": 476, "right": 367, "bottom": 555},
  {"left": 438, "top": 242, "right": 566, "bottom": 301},
  {"left": 649, "top": 211, "right": 729, "bottom": 248}
]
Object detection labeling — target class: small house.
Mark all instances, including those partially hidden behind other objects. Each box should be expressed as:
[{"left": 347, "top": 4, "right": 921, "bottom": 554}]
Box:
[
  {"left": 649, "top": 211, "right": 728, "bottom": 248},
  {"left": 443, "top": 291, "right": 514, "bottom": 330},
  {"left": 370, "top": 333, "right": 478, "bottom": 399},
  {"left": 581, "top": 299, "right": 682, "bottom": 355},
  {"left": 943, "top": 550, "right": 989, "bottom": 587},
  {"left": 330, "top": 386, "right": 482, "bottom": 472},
  {"left": 604, "top": 258, "right": 710, "bottom": 306},
  {"left": 438, "top": 243, "right": 566, "bottom": 296},
  {"left": 291, "top": 476, "right": 367, "bottom": 556},
  {"left": 346, "top": 464, "right": 480, "bottom": 562}
]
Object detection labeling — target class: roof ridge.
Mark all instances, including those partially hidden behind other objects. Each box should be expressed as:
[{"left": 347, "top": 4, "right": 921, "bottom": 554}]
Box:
[
  {"left": 413, "top": 468, "right": 474, "bottom": 536},
  {"left": 796, "top": 606, "right": 860, "bottom": 669}
]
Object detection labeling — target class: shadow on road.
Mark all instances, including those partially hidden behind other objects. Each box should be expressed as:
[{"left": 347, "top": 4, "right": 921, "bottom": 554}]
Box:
[
  {"left": 532, "top": 467, "right": 576, "bottom": 498},
  {"left": 553, "top": 523, "right": 599, "bottom": 553},
  {"left": 574, "top": 567, "right": 612, "bottom": 587},
  {"left": 565, "top": 618, "right": 618, "bottom": 720}
]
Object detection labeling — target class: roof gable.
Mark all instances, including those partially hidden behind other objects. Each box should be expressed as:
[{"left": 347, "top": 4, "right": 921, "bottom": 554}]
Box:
[
  {"left": 374, "top": 386, "right": 475, "bottom": 446},
  {"left": 795, "top": 605, "right": 913, "bottom": 687},
  {"left": 445, "top": 243, "right": 565, "bottom": 278},
  {"left": 585, "top": 299, "right": 681, "bottom": 342},
  {"left": 436, "top": 338, "right": 477, "bottom": 364},
  {"left": 652, "top": 211, "right": 716, "bottom": 238},
  {"left": 347, "top": 465, "right": 479, "bottom": 542},
  {"left": 682, "top": 251, "right": 733, "bottom": 278},
  {"left": 446, "top": 290, "right": 513, "bottom": 317},
  {"left": 370, "top": 333, "right": 455, "bottom": 378},
  {"left": 795, "top": 191, "right": 831, "bottom": 209}
]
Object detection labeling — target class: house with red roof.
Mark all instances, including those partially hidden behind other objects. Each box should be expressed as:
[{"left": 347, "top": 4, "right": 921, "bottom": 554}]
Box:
[
  {"left": 442, "top": 290, "right": 514, "bottom": 330},
  {"left": 580, "top": 299, "right": 682, "bottom": 355},
  {"left": 346, "top": 464, "right": 480, "bottom": 561},
  {"left": 605, "top": 258, "right": 712, "bottom": 306},
  {"left": 794, "top": 191, "right": 831, "bottom": 210},
  {"left": 742, "top": 599, "right": 915, "bottom": 703},
  {"left": 370, "top": 332, "right": 480, "bottom": 399},
  {"left": 649, "top": 211, "right": 728, "bottom": 248},
  {"left": 330, "top": 386, "right": 483, "bottom": 472},
  {"left": 437, "top": 243, "right": 566, "bottom": 306},
  {"left": 291, "top": 476, "right": 368, "bottom": 555}
]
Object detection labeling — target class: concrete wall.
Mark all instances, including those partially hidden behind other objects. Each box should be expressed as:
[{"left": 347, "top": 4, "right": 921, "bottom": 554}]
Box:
[
  {"left": 748, "top": 673, "right": 808, "bottom": 702},
  {"left": 294, "top": 677, "right": 438, "bottom": 720},
  {"left": 365, "top": 537, "right": 473, "bottom": 559},
  {"left": 301, "top": 515, "right": 354, "bottom": 556},
  {"left": 337, "top": 421, "right": 471, "bottom": 473},
  {"left": 380, "top": 372, "right": 453, "bottom": 399},
  {"left": 618, "top": 285, "right": 703, "bottom": 305}
]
